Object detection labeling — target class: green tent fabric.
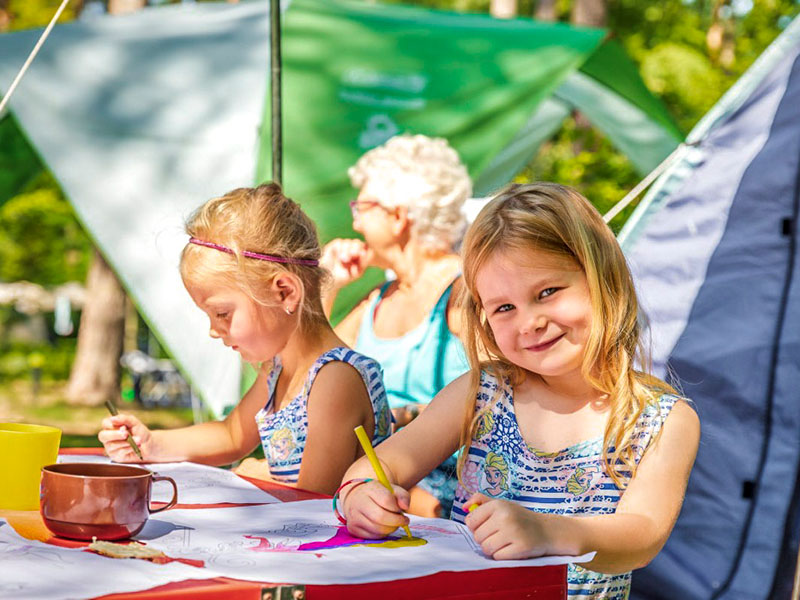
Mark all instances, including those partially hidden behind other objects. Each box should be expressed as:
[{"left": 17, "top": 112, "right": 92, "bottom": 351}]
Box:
[
  {"left": 265, "top": 0, "right": 606, "bottom": 210},
  {"left": 476, "top": 39, "right": 683, "bottom": 195},
  {"left": 0, "top": 0, "right": 680, "bottom": 417}
]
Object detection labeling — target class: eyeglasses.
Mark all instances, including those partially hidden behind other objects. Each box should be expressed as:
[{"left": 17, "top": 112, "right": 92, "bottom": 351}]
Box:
[{"left": 348, "top": 199, "right": 383, "bottom": 218}]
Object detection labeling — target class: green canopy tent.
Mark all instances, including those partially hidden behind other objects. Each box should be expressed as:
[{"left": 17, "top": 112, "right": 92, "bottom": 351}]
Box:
[{"left": 0, "top": 0, "right": 680, "bottom": 417}]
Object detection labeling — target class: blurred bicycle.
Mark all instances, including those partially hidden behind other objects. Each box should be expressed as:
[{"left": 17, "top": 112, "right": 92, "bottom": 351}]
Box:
[{"left": 120, "top": 350, "right": 191, "bottom": 409}]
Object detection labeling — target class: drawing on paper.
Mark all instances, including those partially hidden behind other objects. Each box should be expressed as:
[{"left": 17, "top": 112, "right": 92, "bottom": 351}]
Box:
[{"left": 244, "top": 526, "right": 427, "bottom": 554}]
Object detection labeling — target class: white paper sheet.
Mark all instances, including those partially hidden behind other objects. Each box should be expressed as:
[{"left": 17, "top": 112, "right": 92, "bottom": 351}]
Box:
[
  {"left": 57, "top": 456, "right": 279, "bottom": 505},
  {"left": 0, "top": 520, "right": 216, "bottom": 600},
  {"left": 130, "top": 500, "right": 593, "bottom": 585}
]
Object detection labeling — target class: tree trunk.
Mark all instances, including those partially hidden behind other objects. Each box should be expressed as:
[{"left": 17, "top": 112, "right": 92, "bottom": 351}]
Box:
[
  {"left": 535, "top": 0, "right": 557, "bottom": 21},
  {"left": 108, "top": 0, "right": 145, "bottom": 16},
  {"left": 66, "top": 249, "right": 126, "bottom": 406},
  {"left": 571, "top": 0, "right": 606, "bottom": 27},
  {"left": 569, "top": 0, "right": 606, "bottom": 147},
  {"left": 708, "top": 0, "right": 736, "bottom": 69},
  {"left": 0, "top": 0, "right": 10, "bottom": 32},
  {"left": 490, "top": 0, "right": 517, "bottom": 19}
]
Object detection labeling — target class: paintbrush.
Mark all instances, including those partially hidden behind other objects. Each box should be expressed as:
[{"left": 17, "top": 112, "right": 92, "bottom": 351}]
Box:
[{"left": 104, "top": 399, "right": 144, "bottom": 461}]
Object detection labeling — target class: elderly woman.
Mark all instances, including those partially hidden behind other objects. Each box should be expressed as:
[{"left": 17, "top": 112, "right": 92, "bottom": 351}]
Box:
[{"left": 321, "top": 134, "right": 470, "bottom": 518}]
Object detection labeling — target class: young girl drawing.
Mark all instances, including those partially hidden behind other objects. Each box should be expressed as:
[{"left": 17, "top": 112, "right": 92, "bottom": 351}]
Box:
[
  {"left": 98, "top": 183, "right": 392, "bottom": 495},
  {"left": 337, "top": 183, "right": 700, "bottom": 598}
]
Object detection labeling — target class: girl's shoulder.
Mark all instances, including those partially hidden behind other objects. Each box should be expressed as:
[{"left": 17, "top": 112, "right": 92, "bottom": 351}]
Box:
[
  {"left": 642, "top": 390, "right": 695, "bottom": 423},
  {"left": 314, "top": 346, "right": 382, "bottom": 373},
  {"left": 476, "top": 362, "right": 513, "bottom": 385},
  {"left": 633, "top": 391, "right": 696, "bottom": 454},
  {"left": 474, "top": 366, "right": 514, "bottom": 410},
  {"left": 308, "top": 346, "right": 385, "bottom": 402}
]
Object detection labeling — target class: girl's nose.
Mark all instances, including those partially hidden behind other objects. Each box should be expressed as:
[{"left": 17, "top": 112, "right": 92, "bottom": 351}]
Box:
[
  {"left": 520, "top": 311, "right": 547, "bottom": 335},
  {"left": 209, "top": 325, "right": 221, "bottom": 340}
]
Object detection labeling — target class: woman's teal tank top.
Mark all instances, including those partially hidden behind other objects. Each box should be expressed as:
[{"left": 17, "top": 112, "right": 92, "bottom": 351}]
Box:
[{"left": 354, "top": 279, "right": 469, "bottom": 409}]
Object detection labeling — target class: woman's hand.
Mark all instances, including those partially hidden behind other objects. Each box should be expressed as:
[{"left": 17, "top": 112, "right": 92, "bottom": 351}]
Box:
[
  {"left": 391, "top": 403, "right": 423, "bottom": 430},
  {"left": 320, "top": 238, "right": 373, "bottom": 291},
  {"left": 342, "top": 480, "right": 411, "bottom": 539},
  {"left": 98, "top": 414, "right": 153, "bottom": 463},
  {"left": 463, "top": 493, "right": 556, "bottom": 560}
]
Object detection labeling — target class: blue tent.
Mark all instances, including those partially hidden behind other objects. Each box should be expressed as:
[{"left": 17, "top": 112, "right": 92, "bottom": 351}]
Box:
[{"left": 620, "top": 15, "right": 800, "bottom": 600}]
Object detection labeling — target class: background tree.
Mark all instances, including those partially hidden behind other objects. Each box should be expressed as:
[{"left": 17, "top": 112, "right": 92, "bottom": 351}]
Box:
[
  {"left": 108, "top": 0, "right": 144, "bottom": 15},
  {"left": 0, "top": 0, "right": 10, "bottom": 31},
  {"left": 534, "top": 0, "right": 557, "bottom": 21},
  {"left": 571, "top": 0, "right": 605, "bottom": 27},
  {"left": 490, "top": 0, "right": 517, "bottom": 18},
  {"left": 66, "top": 249, "right": 126, "bottom": 405}
]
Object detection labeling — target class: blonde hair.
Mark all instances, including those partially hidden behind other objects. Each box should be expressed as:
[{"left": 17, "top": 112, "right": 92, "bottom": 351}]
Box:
[
  {"left": 180, "top": 183, "right": 328, "bottom": 333},
  {"left": 457, "top": 182, "right": 675, "bottom": 489},
  {"left": 348, "top": 134, "right": 472, "bottom": 251}
]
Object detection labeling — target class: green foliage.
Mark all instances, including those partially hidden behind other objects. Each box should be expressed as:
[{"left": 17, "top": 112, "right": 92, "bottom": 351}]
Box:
[
  {"left": 610, "top": 0, "right": 712, "bottom": 60},
  {"left": 0, "top": 338, "right": 77, "bottom": 381},
  {"left": 731, "top": 0, "right": 800, "bottom": 75},
  {"left": 519, "top": 116, "right": 640, "bottom": 231},
  {"left": 0, "top": 1, "right": 92, "bottom": 287},
  {"left": 611, "top": 0, "right": 799, "bottom": 131},
  {"left": 4, "top": 0, "right": 78, "bottom": 31},
  {"left": 59, "top": 434, "right": 104, "bottom": 448},
  {"left": 639, "top": 42, "right": 724, "bottom": 132},
  {"left": 0, "top": 181, "right": 91, "bottom": 285},
  {"left": 0, "top": 117, "right": 43, "bottom": 207},
  {"left": 380, "top": 0, "right": 489, "bottom": 11}
]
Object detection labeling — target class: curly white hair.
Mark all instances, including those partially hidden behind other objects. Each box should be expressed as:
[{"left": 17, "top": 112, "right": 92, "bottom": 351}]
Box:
[{"left": 348, "top": 134, "right": 472, "bottom": 251}]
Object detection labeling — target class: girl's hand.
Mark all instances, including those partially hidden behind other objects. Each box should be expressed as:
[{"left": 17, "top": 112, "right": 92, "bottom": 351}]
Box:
[
  {"left": 342, "top": 480, "right": 411, "bottom": 539},
  {"left": 320, "top": 238, "right": 372, "bottom": 290},
  {"left": 234, "top": 457, "right": 274, "bottom": 482},
  {"left": 464, "top": 493, "right": 554, "bottom": 560},
  {"left": 98, "top": 414, "right": 152, "bottom": 463}
]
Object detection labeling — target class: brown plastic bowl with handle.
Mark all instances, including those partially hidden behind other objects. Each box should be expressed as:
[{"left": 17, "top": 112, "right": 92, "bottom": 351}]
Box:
[{"left": 40, "top": 463, "right": 178, "bottom": 541}]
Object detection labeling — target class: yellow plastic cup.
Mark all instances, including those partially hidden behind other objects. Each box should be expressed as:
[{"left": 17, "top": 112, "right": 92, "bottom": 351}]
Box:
[{"left": 0, "top": 423, "right": 62, "bottom": 510}]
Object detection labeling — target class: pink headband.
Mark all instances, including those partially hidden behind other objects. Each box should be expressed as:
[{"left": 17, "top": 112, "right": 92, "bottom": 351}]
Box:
[{"left": 188, "top": 237, "right": 320, "bottom": 266}]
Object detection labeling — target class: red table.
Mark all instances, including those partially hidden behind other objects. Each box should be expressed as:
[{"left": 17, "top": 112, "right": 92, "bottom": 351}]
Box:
[{"left": 46, "top": 449, "right": 567, "bottom": 599}]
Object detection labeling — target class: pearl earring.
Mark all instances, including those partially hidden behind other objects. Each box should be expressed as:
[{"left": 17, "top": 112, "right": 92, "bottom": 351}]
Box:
[{"left": 285, "top": 306, "right": 295, "bottom": 315}]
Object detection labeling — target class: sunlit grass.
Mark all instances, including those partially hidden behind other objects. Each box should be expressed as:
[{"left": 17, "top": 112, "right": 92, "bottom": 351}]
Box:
[
  {"left": 0, "top": 380, "right": 196, "bottom": 438},
  {"left": 61, "top": 433, "right": 103, "bottom": 448}
]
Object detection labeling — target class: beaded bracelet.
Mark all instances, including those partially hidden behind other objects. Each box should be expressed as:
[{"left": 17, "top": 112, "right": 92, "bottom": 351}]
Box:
[{"left": 332, "top": 478, "right": 373, "bottom": 525}]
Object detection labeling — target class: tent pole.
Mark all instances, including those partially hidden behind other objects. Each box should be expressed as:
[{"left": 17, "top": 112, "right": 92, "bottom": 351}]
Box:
[
  {"left": 270, "top": 0, "right": 282, "bottom": 185},
  {"left": 602, "top": 142, "right": 686, "bottom": 224},
  {"left": 0, "top": 0, "right": 70, "bottom": 115}
]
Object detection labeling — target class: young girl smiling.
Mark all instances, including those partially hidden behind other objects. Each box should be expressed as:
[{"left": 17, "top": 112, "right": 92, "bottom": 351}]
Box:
[{"left": 338, "top": 183, "right": 700, "bottom": 598}]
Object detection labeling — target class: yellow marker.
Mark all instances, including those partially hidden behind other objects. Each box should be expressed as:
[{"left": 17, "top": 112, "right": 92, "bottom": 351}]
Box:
[
  {"left": 354, "top": 425, "right": 412, "bottom": 539},
  {"left": 468, "top": 503, "right": 480, "bottom": 512}
]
